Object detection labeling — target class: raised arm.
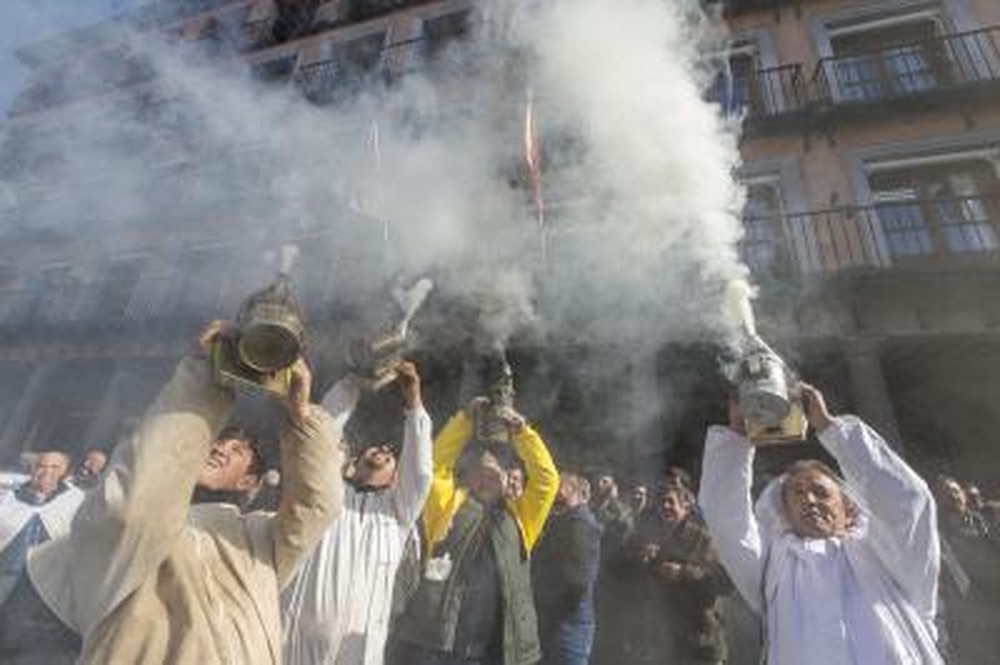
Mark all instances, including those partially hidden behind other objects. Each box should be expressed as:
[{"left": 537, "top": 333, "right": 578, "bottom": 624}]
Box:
[
  {"left": 803, "top": 383, "right": 939, "bottom": 620},
  {"left": 422, "top": 408, "right": 473, "bottom": 547},
  {"left": 509, "top": 421, "right": 559, "bottom": 553},
  {"left": 699, "top": 423, "right": 765, "bottom": 614},
  {"left": 62, "top": 350, "right": 234, "bottom": 632},
  {"left": 320, "top": 373, "right": 362, "bottom": 444},
  {"left": 391, "top": 362, "right": 433, "bottom": 525},
  {"left": 273, "top": 360, "right": 344, "bottom": 586}
]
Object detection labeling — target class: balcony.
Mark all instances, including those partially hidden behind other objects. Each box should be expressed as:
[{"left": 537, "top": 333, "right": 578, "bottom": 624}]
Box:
[
  {"left": 714, "top": 63, "right": 809, "bottom": 134},
  {"left": 742, "top": 195, "right": 1000, "bottom": 279},
  {"left": 705, "top": 0, "right": 802, "bottom": 17},
  {"left": 294, "top": 59, "right": 347, "bottom": 102},
  {"left": 347, "top": 0, "right": 438, "bottom": 23},
  {"left": 813, "top": 26, "right": 1000, "bottom": 117}
]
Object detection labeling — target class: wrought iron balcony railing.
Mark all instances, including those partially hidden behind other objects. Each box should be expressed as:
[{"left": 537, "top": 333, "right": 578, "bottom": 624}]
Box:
[
  {"left": 742, "top": 195, "right": 1000, "bottom": 278},
  {"left": 294, "top": 59, "right": 345, "bottom": 103},
  {"left": 813, "top": 26, "right": 1000, "bottom": 109},
  {"left": 712, "top": 63, "right": 809, "bottom": 130},
  {"left": 347, "top": 0, "right": 439, "bottom": 23}
]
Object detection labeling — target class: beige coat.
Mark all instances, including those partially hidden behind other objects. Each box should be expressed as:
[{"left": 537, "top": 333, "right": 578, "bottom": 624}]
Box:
[{"left": 28, "top": 357, "right": 343, "bottom": 665}]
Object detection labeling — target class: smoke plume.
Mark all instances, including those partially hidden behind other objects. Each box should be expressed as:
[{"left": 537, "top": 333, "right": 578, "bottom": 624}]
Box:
[{"left": 0, "top": 0, "right": 748, "bottom": 443}]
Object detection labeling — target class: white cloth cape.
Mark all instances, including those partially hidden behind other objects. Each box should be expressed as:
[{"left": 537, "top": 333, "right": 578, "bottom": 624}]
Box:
[
  {"left": 0, "top": 482, "right": 84, "bottom": 552},
  {"left": 281, "top": 377, "right": 433, "bottom": 665},
  {"left": 699, "top": 416, "right": 942, "bottom": 665}
]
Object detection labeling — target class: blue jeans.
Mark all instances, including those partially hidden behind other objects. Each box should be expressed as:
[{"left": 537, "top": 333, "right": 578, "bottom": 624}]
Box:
[{"left": 543, "top": 620, "right": 595, "bottom": 665}]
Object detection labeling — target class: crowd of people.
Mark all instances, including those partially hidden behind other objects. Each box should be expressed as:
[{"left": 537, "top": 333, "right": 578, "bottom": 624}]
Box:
[{"left": 0, "top": 323, "right": 998, "bottom": 664}]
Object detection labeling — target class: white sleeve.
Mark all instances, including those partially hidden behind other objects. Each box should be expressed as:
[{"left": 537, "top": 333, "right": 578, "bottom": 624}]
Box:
[
  {"left": 699, "top": 425, "right": 765, "bottom": 614},
  {"left": 391, "top": 406, "right": 433, "bottom": 526},
  {"left": 320, "top": 375, "right": 363, "bottom": 443},
  {"left": 818, "top": 416, "right": 939, "bottom": 619}
]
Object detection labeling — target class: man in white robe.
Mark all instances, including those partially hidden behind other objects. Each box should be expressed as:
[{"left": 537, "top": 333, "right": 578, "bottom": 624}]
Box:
[
  {"left": 699, "top": 383, "right": 942, "bottom": 665},
  {"left": 0, "top": 450, "right": 83, "bottom": 606},
  {"left": 0, "top": 450, "right": 85, "bottom": 663},
  {"left": 282, "top": 361, "right": 433, "bottom": 665}
]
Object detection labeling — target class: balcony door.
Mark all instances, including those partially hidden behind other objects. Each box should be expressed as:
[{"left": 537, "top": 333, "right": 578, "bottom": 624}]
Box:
[
  {"left": 870, "top": 160, "right": 1000, "bottom": 259},
  {"left": 832, "top": 19, "right": 944, "bottom": 101}
]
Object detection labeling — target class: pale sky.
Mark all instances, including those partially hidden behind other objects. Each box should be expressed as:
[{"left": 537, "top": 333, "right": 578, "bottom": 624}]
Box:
[{"left": 0, "top": 1, "right": 135, "bottom": 117}]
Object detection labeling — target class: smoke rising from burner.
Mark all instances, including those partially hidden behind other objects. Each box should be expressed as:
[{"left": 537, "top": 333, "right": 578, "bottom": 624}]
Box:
[{"left": 0, "top": 0, "right": 747, "bottom": 441}]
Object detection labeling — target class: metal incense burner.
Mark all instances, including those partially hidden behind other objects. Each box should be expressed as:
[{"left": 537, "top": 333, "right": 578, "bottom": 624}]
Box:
[
  {"left": 737, "top": 335, "right": 806, "bottom": 445},
  {"left": 346, "top": 278, "right": 434, "bottom": 392},
  {"left": 212, "top": 273, "right": 306, "bottom": 399},
  {"left": 474, "top": 354, "right": 517, "bottom": 446}
]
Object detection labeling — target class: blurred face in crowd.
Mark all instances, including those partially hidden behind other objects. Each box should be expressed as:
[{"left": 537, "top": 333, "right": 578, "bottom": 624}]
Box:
[
  {"left": 966, "top": 484, "right": 984, "bottom": 511},
  {"left": 782, "top": 467, "right": 850, "bottom": 539},
  {"left": 631, "top": 485, "right": 649, "bottom": 513},
  {"left": 557, "top": 474, "right": 586, "bottom": 512},
  {"left": 30, "top": 452, "right": 71, "bottom": 497},
  {"left": 661, "top": 489, "right": 690, "bottom": 525},
  {"left": 939, "top": 477, "right": 968, "bottom": 515},
  {"left": 197, "top": 436, "right": 260, "bottom": 493},
  {"left": 83, "top": 450, "right": 108, "bottom": 475},
  {"left": 507, "top": 467, "right": 525, "bottom": 499},
  {"left": 595, "top": 474, "right": 616, "bottom": 500},
  {"left": 352, "top": 444, "right": 398, "bottom": 489},
  {"left": 468, "top": 451, "right": 508, "bottom": 505}
]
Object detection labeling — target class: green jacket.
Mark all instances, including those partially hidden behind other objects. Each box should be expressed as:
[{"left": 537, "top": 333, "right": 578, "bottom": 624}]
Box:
[{"left": 395, "top": 497, "right": 542, "bottom": 665}]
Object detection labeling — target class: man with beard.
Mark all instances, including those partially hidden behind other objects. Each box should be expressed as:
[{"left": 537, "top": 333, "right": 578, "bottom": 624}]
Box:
[
  {"left": 700, "top": 383, "right": 942, "bottom": 664},
  {"left": 393, "top": 397, "right": 559, "bottom": 665},
  {"left": 532, "top": 472, "right": 601, "bottom": 665},
  {"left": 25, "top": 322, "right": 343, "bottom": 664},
  {"left": 282, "top": 361, "right": 433, "bottom": 665}
]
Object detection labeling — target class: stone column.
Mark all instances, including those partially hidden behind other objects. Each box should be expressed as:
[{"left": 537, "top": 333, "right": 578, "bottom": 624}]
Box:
[{"left": 841, "top": 337, "right": 903, "bottom": 451}]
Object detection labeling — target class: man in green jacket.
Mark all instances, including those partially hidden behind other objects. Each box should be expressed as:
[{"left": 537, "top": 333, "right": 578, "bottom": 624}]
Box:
[{"left": 392, "top": 397, "right": 559, "bottom": 665}]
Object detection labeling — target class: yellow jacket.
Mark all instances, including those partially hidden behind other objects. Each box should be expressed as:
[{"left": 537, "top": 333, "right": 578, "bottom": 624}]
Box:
[{"left": 422, "top": 410, "right": 559, "bottom": 554}]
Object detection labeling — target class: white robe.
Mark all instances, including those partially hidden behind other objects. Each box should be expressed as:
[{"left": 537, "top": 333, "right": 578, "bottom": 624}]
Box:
[
  {"left": 281, "top": 377, "right": 433, "bottom": 665},
  {"left": 700, "top": 416, "right": 942, "bottom": 665},
  {"left": 0, "top": 482, "right": 84, "bottom": 552}
]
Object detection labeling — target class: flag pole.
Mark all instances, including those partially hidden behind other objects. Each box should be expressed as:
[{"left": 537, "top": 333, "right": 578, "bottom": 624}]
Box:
[{"left": 524, "top": 87, "right": 548, "bottom": 264}]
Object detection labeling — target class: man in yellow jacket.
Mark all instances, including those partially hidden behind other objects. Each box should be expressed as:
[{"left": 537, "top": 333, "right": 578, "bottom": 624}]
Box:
[{"left": 393, "top": 398, "right": 559, "bottom": 665}]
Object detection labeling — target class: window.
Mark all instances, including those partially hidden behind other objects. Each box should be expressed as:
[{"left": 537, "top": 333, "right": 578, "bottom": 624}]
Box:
[
  {"left": 741, "top": 182, "right": 788, "bottom": 276},
  {"left": 870, "top": 159, "right": 1000, "bottom": 258},
  {"left": 423, "top": 11, "right": 471, "bottom": 60},
  {"left": 830, "top": 18, "right": 945, "bottom": 101}
]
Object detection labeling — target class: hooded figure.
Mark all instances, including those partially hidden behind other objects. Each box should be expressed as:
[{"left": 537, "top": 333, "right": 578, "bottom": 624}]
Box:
[{"left": 699, "top": 383, "right": 942, "bottom": 665}]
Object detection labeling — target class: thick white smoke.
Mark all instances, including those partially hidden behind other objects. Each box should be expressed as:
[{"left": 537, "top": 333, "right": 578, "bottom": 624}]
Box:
[{"left": 0, "top": 0, "right": 748, "bottom": 438}]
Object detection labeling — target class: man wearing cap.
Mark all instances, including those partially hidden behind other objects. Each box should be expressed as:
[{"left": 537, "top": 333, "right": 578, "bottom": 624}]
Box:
[{"left": 282, "top": 361, "right": 433, "bottom": 665}]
